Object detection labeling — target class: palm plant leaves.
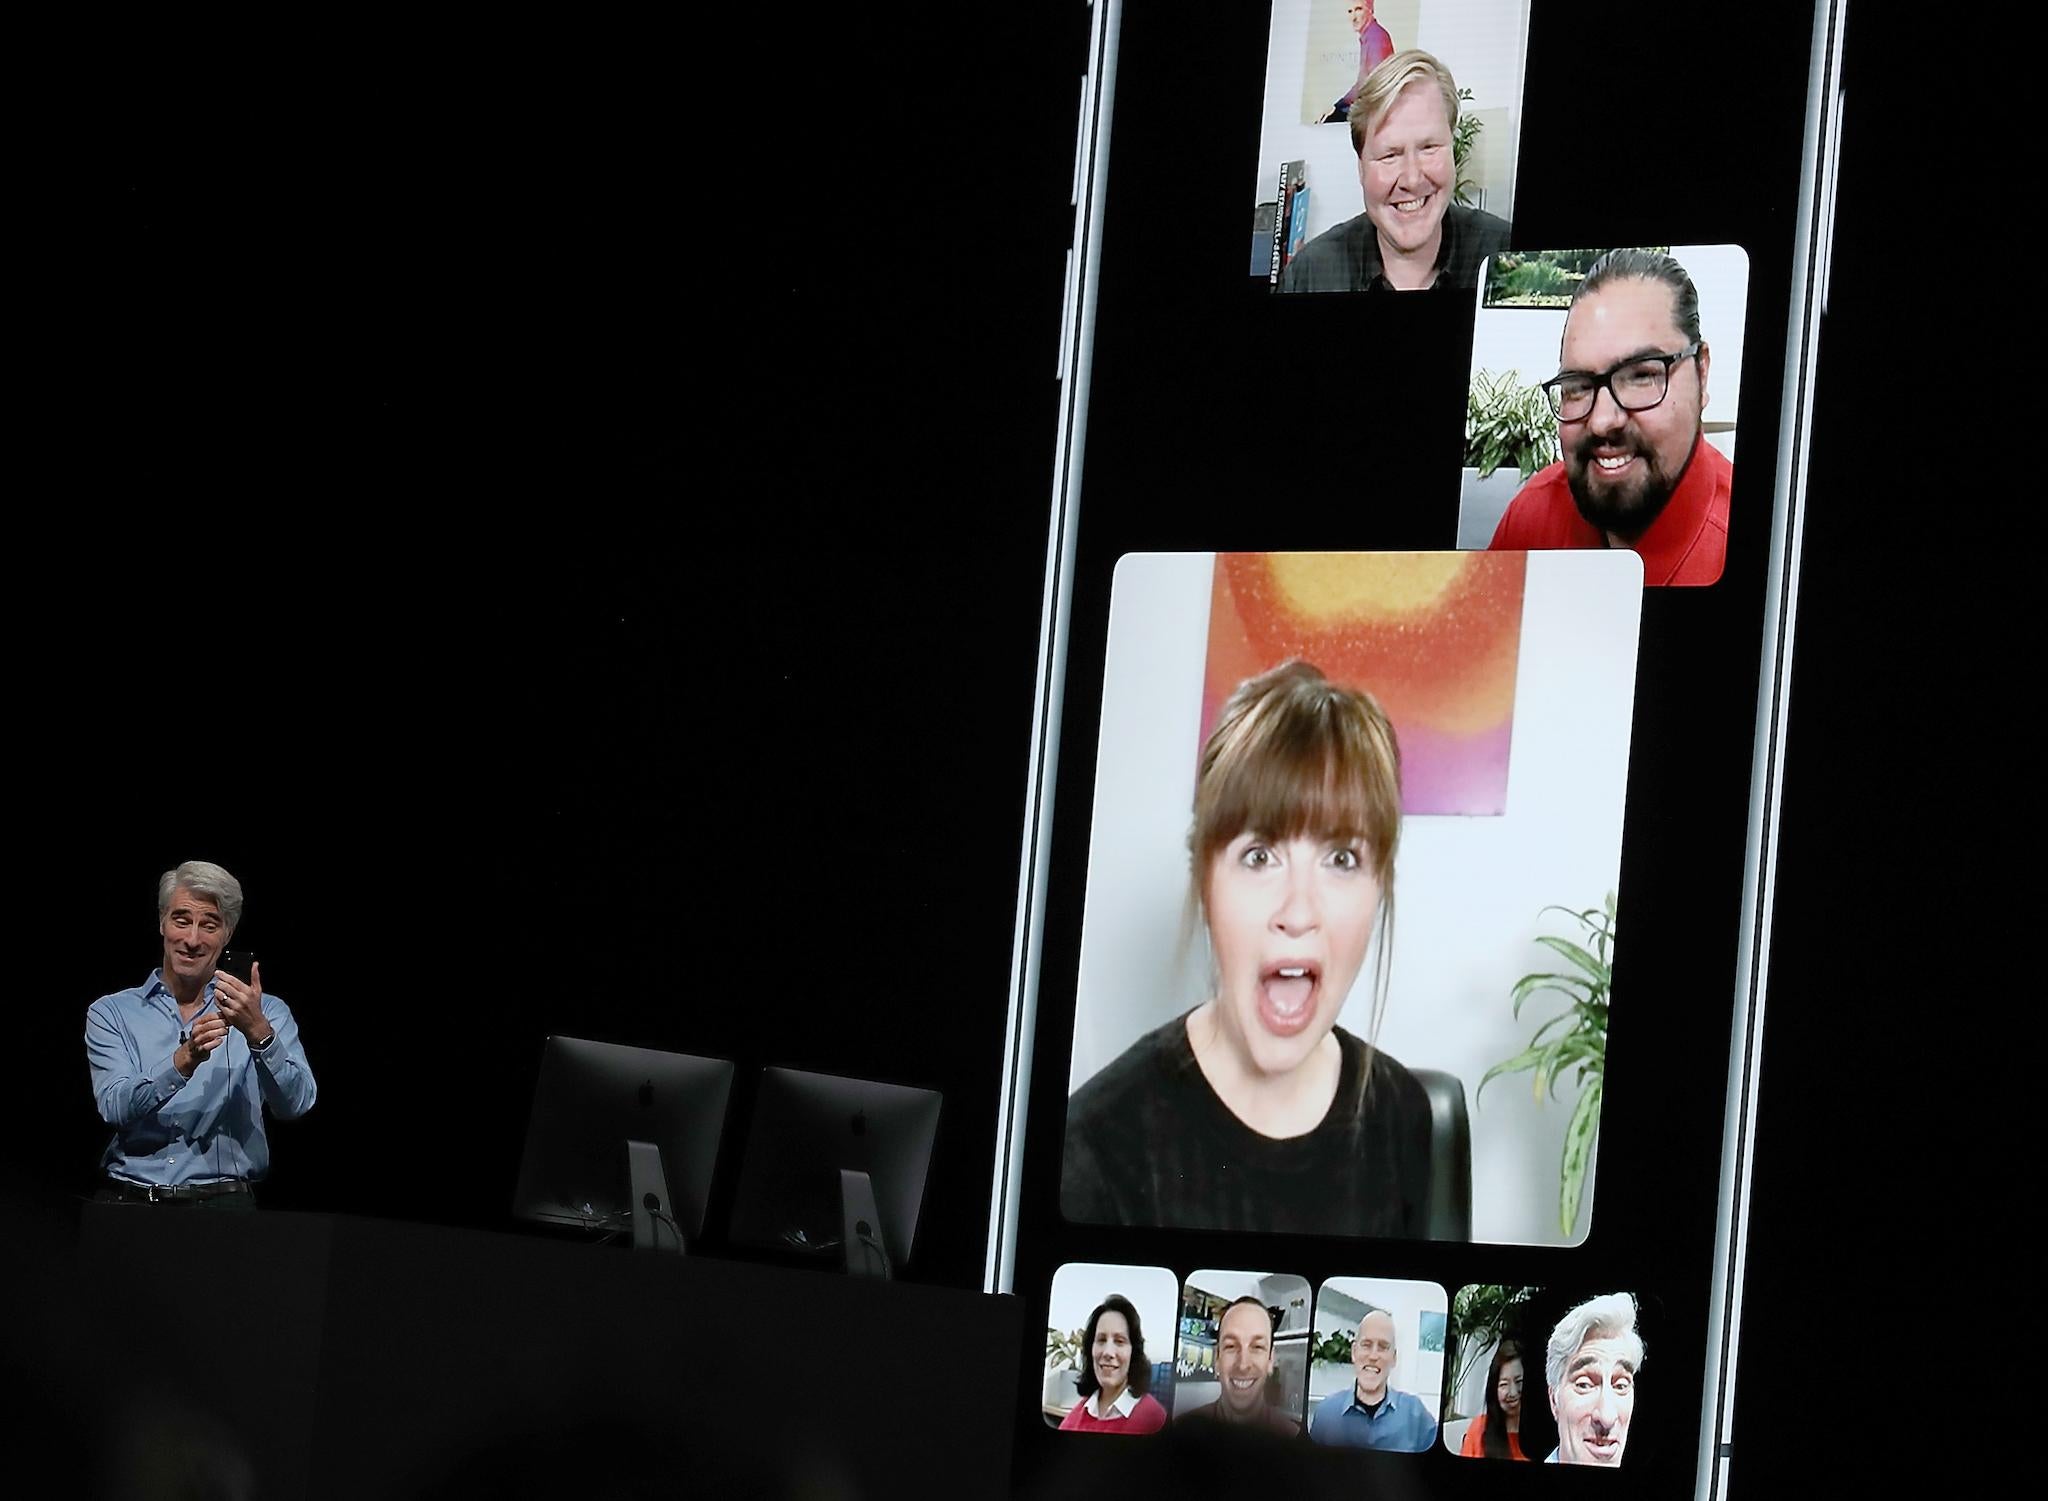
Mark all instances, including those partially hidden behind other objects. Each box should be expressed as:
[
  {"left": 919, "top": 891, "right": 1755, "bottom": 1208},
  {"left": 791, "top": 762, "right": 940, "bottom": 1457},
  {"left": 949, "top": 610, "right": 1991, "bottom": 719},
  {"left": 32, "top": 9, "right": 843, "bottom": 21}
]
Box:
[
  {"left": 1509, "top": 972, "right": 1593, "bottom": 1019},
  {"left": 1533, "top": 935, "right": 1608, "bottom": 984},
  {"left": 1559, "top": 1077, "right": 1603, "bottom": 1236},
  {"left": 1481, "top": 894, "right": 1615, "bottom": 1236}
]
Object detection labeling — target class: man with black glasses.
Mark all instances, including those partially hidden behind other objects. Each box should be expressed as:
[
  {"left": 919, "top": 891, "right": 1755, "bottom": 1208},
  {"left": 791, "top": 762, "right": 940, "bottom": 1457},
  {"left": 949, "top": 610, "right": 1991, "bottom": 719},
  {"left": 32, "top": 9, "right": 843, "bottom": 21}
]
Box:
[{"left": 1489, "top": 249, "right": 1730, "bottom": 586}]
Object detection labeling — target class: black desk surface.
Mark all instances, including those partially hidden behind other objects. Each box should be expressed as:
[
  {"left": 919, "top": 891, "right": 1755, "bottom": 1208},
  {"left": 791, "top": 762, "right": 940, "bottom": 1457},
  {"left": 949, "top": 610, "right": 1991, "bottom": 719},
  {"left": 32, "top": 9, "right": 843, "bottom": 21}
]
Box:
[{"left": 48, "top": 1204, "right": 1019, "bottom": 1499}]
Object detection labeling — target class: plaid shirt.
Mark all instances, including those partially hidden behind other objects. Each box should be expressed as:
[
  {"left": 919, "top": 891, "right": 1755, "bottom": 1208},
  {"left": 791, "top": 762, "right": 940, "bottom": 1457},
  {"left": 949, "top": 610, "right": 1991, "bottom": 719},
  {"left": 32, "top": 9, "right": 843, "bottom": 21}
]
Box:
[{"left": 1278, "top": 204, "right": 1510, "bottom": 294}]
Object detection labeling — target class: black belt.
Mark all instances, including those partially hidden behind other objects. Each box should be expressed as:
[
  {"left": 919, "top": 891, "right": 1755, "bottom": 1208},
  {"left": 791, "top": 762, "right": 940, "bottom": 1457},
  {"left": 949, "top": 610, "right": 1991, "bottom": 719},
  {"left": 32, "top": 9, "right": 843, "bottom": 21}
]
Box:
[{"left": 102, "top": 1178, "right": 253, "bottom": 1204}]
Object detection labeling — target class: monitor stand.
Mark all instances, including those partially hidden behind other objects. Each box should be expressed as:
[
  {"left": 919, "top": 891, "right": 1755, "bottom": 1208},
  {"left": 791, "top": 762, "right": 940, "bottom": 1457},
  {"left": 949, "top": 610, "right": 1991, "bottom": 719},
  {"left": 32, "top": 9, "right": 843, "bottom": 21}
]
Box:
[
  {"left": 626, "top": 1139, "right": 684, "bottom": 1254},
  {"left": 840, "top": 1168, "right": 893, "bottom": 1278}
]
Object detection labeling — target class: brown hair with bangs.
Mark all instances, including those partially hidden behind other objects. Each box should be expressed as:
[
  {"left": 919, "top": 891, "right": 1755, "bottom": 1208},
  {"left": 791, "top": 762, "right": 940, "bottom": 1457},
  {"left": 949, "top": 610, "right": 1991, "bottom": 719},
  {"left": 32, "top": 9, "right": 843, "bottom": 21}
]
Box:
[{"left": 1189, "top": 660, "right": 1403, "bottom": 1041}]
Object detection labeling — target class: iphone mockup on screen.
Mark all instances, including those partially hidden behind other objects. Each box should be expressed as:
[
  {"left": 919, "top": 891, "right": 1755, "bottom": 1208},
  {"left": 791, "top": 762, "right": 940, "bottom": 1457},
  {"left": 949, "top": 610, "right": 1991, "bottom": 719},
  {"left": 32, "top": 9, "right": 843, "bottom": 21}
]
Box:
[{"left": 992, "top": 3, "right": 1846, "bottom": 1496}]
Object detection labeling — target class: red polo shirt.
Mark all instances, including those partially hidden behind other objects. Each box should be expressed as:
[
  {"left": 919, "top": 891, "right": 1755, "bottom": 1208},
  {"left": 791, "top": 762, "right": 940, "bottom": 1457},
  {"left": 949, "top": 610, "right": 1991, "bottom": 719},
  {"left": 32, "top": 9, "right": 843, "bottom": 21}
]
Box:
[{"left": 1488, "top": 435, "right": 1733, "bottom": 586}]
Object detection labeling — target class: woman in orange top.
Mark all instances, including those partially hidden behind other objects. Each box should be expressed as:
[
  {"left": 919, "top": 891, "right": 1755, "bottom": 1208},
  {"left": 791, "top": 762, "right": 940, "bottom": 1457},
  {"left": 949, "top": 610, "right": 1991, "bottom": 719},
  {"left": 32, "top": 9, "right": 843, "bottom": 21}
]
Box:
[{"left": 1461, "top": 1342, "right": 1530, "bottom": 1460}]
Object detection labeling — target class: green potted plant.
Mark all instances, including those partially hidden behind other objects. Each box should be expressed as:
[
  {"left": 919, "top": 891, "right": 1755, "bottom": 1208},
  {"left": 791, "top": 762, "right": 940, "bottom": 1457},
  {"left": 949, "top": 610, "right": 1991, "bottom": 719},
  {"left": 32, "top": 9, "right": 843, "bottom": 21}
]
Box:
[
  {"left": 1307, "top": 1323, "right": 1357, "bottom": 1410},
  {"left": 1478, "top": 894, "right": 1615, "bottom": 1238},
  {"left": 1044, "top": 1325, "right": 1087, "bottom": 1409},
  {"left": 1466, "top": 369, "right": 1558, "bottom": 483},
  {"left": 1460, "top": 368, "right": 1558, "bottom": 547},
  {"left": 1452, "top": 88, "right": 1483, "bottom": 208},
  {"left": 1311, "top": 1328, "right": 1354, "bottom": 1366}
]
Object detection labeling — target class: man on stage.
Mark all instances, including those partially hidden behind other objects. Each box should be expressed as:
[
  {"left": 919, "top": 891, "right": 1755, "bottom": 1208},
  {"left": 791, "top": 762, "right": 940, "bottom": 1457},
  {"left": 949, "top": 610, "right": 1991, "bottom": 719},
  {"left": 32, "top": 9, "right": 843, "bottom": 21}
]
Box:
[{"left": 85, "top": 860, "right": 316, "bottom": 1204}]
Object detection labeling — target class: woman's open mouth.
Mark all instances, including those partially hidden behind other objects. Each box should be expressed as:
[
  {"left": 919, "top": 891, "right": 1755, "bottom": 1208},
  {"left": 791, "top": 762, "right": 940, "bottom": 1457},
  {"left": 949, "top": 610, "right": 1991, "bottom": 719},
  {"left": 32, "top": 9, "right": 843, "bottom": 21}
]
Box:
[{"left": 1256, "top": 961, "right": 1322, "bottom": 1037}]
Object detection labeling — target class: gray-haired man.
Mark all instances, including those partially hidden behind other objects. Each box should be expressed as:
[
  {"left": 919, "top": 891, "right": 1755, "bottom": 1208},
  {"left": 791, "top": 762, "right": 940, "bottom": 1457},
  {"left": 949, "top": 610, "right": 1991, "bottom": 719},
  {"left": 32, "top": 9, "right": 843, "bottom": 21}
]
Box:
[
  {"left": 84, "top": 861, "right": 317, "bottom": 1203},
  {"left": 1543, "top": 1293, "right": 1644, "bottom": 1465}
]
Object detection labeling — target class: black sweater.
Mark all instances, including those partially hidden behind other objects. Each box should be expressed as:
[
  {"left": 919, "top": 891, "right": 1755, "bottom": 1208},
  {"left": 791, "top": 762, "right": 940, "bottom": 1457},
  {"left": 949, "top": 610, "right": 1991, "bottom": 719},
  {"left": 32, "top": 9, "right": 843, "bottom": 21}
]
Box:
[{"left": 1061, "top": 1012, "right": 1433, "bottom": 1238}]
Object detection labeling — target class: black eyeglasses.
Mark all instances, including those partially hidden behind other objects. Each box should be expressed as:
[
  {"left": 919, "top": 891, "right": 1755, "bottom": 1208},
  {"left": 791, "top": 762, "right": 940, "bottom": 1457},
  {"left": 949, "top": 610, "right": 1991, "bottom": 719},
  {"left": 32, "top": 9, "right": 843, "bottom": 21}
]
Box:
[{"left": 1541, "top": 343, "right": 1700, "bottom": 421}]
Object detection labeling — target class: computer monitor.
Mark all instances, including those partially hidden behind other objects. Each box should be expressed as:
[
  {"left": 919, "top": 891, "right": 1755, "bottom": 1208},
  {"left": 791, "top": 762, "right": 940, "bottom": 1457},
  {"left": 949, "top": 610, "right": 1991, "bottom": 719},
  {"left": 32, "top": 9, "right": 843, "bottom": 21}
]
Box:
[
  {"left": 511, "top": 1036, "right": 735, "bottom": 1253},
  {"left": 728, "top": 1067, "right": 942, "bottom": 1278}
]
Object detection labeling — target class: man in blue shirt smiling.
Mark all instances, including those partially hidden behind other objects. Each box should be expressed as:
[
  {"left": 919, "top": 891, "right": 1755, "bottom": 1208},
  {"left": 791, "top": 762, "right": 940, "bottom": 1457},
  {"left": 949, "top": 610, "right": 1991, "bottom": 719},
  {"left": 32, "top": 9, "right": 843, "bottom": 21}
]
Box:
[
  {"left": 1308, "top": 1309, "right": 1440, "bottom": 1452},
  {"left": 84, "top": 861, "right": 317, "bottom": 1204}
]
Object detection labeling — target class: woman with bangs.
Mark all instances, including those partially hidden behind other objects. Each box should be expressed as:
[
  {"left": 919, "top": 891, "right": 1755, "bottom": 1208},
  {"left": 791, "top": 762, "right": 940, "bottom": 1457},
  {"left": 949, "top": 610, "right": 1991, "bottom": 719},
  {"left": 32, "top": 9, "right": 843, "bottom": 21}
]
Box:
[{"left": 1061, "top": 660, "right": 1434, "bottom": 1236}]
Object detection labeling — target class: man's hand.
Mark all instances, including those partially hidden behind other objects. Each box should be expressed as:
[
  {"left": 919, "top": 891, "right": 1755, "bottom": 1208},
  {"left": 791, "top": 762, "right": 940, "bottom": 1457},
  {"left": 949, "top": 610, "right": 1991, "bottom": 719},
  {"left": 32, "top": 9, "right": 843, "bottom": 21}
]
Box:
[
  {"left": 214, "top": 963, "right": 273, "bottom": 1045},
  {"left": 175, "top": 1012, "right": 230, "bottom": 1075}
]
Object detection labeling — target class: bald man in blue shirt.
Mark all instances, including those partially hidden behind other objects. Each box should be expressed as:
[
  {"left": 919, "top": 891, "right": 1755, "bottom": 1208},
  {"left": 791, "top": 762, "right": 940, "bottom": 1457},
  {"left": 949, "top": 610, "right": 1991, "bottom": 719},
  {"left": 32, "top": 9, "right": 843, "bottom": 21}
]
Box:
[{"left": 1309, "top": 1310, "right": 1441, "bottom": 1452}]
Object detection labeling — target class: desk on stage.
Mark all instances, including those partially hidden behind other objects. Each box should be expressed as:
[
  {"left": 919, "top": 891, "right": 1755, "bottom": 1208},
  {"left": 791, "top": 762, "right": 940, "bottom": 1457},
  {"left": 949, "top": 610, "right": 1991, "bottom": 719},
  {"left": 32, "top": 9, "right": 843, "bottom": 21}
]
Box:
[{"left": 71, "top": 1205, "right": 1020, "bottom": 1498}]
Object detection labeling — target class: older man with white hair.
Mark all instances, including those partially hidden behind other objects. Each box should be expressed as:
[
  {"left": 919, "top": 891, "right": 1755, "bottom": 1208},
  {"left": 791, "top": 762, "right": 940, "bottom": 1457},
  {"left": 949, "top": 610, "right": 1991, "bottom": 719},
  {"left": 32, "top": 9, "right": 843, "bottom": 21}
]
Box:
[
  {"left": 1543, "top": 1293, "right": 1644, "bottom": 1465},
  {"left": 84, "top": 861, "right": 317, "bottom": 1205}
]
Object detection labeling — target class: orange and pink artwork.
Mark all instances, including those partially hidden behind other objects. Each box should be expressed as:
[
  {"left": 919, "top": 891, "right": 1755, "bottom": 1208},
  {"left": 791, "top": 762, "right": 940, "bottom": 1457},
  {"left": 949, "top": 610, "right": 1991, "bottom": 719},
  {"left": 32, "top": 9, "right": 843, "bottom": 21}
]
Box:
[{"left": 1202, "top": 553, "right": 1526, "bottom": 815}]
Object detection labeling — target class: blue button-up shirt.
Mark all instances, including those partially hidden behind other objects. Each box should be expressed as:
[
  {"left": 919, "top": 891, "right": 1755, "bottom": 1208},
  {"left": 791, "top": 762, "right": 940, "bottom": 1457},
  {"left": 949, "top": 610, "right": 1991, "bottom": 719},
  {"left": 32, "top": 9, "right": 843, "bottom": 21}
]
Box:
[
  {"left": 1308, "top": 1384, "right": 1441, "bottom": 1452},
  {"left": 84, "top": 970, "right": 317, "bottom": 1186}
]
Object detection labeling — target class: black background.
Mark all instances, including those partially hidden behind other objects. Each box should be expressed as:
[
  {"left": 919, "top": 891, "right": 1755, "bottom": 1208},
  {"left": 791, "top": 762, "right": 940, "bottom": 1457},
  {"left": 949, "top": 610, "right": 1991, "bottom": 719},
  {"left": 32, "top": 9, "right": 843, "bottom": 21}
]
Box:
[{"left": 9, "top": 3, "right": 1996, "bottom": 1496}]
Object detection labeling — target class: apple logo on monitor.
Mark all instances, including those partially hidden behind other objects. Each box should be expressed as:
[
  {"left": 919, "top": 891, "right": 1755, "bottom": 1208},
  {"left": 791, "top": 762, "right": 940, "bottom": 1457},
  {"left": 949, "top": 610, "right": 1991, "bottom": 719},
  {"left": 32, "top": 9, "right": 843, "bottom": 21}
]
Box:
[
  {"left": 637, "top": 1079, "right": 654, "bottom": 1109},
  {"left": 850, "top": 1109, "right": 867, "bottom": 1138}
]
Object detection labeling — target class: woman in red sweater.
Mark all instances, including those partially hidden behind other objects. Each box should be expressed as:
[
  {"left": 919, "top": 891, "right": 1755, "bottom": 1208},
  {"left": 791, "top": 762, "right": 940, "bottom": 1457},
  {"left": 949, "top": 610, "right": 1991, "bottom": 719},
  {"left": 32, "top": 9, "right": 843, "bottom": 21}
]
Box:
[{"left": 1058, "top": 1295, "right": 1168, "bottom": 1434}]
